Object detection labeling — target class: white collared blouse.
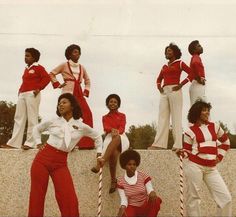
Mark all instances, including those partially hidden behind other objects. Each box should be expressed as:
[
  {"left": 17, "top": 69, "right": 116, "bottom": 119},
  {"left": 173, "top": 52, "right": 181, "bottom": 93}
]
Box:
[{"left": 33, "top": 117, "right": 102, "bottom": 153}]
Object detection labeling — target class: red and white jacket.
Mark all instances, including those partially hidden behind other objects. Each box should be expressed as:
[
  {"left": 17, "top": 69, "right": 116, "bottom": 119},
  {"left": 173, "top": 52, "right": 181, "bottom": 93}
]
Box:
[
  {"left": 183, "top": 122, "right": 230, "bottom": 167},
  {"left": 156, "top": 59, "right": 192, "bottom": 88},
  {"left": 50, "top": 61, "right": 90, "bottom": 97},
  {"left": 19, "top": 63, "right": 50, "bottom": 93}
]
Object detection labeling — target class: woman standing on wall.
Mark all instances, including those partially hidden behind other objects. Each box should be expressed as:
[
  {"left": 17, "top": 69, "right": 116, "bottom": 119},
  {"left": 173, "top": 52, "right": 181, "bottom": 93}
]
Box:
[
  {"left": 50, "top": 44, "right": 94, "bottom": 149},
  {"left": 1, "top": 48, "right": 50, "bottom": 149},
  {"left": 149, "top": 43, "right": 191, "bottom": 152}
]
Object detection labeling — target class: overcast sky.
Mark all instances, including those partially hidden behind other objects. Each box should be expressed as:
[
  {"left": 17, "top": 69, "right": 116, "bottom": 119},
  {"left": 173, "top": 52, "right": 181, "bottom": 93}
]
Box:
[{"left": 0, "top": 0, "right": 235, "bottom": 134}]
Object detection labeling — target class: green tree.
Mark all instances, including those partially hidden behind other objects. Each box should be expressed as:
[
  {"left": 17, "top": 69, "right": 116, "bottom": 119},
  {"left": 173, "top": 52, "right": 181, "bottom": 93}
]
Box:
[
  {"left": 126, "top": 123, "right": 174, "bottom": 149},
  {"left": 0, "top": 101, "right": 16, "bottom": 144},
  {"left": 126, "top": 122, "right": 236, "bottom": 149},
  {"left": 0, "top": 100, "right": 42, "bottom": 145}
]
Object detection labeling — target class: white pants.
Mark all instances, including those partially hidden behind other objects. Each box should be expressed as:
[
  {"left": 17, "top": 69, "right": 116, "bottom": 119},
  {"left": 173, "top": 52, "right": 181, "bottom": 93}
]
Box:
[
  {"left": 102, "top": 133, "right": 129, "bottom": 155},
  {"left": 189, "top": 80, "right": 207, "bottom": 106},
  {"left": 183, "top": 160, "right": 232, "bottom": 217},
  {"left": 7, "top": 91, "right": 41, "bottom": 148},
  {"left": 153, "top": 85, "right": 183, "bottom": 149}
]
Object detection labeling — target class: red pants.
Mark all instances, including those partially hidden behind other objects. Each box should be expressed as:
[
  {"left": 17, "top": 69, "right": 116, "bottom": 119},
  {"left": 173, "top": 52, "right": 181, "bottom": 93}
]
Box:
[
  {"left": 28, "top": 144, "right": 79, "bottom": 217},
  {"left": 122, "top": 197, "right": 162, "bottom": 217},
  {"left": 74, "top": 85, "right": 94, "bottom": 149}
]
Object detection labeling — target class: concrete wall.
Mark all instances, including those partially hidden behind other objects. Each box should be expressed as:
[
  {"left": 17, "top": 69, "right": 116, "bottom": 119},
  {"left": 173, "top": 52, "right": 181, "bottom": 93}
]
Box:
[{"left": 0, "top": 149, "right": 235, "bottom": 217}]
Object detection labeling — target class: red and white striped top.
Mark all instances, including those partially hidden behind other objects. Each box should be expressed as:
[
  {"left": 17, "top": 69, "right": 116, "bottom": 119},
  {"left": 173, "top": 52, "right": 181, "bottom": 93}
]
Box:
[
  {"left": 117, "top": 171, "right": 152, "bottom": 207},
  {"left": 184, "top": 122, "right": 230, "bottom": 167}
]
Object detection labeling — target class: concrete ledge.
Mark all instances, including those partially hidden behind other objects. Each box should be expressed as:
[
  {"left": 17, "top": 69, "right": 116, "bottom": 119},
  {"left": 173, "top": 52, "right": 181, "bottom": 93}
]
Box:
[{"left": 0, "top": 149, "right": 235, "bottom": 217}]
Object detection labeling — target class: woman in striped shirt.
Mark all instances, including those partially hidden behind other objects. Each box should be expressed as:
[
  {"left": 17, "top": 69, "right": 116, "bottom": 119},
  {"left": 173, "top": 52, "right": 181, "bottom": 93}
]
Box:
[
  {"left": 183, "top": 100, "right": 232, "bottom": 216},
  {"left": 117, "top": 149, "right": 162, "bottom": 217}
]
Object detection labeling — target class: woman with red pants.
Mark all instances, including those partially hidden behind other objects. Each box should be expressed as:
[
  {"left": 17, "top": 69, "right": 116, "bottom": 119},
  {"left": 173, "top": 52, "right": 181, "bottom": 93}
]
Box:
[
  {"left": 50, "top": 44, "right": 94, "bottom": 149},
  {"left": 28, "top": 93, "right": 102, "bottom": 217},
  {"left": 117, "top": 149, "right": 162, "bottom": 217}
]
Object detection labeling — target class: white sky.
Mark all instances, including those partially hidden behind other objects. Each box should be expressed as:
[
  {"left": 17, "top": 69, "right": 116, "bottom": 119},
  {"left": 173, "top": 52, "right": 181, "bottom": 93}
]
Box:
[{"left": 0, "top": 0, "right": 236, "bottom": 134}]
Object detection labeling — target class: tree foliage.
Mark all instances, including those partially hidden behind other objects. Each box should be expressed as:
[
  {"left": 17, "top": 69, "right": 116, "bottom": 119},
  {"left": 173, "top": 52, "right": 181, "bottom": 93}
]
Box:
[
  {"left": 0, "top": 101, "right": 16, "bottom": 144},
  {"left": 0, "top": 100, "right": 235, "bottom": 148},
  {"left": 0, "top": 100, "right": 42, "bottom": 145},
  {"left": 126, "top": 122, "right": 236, "bottom": 149},
  {"left": 126, "top": 123, "right": 174, "bottom": 149}
]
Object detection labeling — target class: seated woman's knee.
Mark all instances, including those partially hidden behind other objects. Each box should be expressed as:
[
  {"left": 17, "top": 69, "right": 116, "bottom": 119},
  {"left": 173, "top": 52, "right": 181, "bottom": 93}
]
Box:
[{"left": 112, "top": 134, "right": 121, "bottom": 143}]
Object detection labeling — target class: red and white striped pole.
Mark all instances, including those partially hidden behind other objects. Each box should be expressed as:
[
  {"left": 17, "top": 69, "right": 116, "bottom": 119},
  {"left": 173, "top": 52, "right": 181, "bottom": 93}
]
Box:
[
  {"left": 179, "top": 154, "right": 184, "bottom": 217},
  {"left": 97, "top": 167, "right": 103, "bottom": 217}
]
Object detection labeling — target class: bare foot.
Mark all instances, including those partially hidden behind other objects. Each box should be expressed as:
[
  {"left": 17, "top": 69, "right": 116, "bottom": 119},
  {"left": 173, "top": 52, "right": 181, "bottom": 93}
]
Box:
[
  {"left": 0, "top": 144, "right": 16, "bottom": 149},
  {"left": 91, "top": 166, "right": 100, "bottom": 173},
  {"left": 172, "top": 148, "right": 182, "bottom": 157},
  {"left": 109, "top": 179, "right": 117, "bottom": 194},
  {"left": 22, "top": 145, "right": 33, "bottom": 150},
  {"left": 148, "top": 146, "right": 166, "bottom": 150}
]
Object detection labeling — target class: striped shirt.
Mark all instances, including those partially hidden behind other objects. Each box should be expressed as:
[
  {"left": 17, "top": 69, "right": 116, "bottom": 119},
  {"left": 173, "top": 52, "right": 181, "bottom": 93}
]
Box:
[
  {"left": 184, "top": 122, "right": 230, "bottom": 167},
  {"left": 117, "top": 171, "right": 153, "bottom": 207}
]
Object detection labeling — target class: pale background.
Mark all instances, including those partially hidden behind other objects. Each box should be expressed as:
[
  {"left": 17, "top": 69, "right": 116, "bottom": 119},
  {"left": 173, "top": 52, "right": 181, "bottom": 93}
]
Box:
[{"left": 0, "top": 0, "right": 235, "bottom": 134}]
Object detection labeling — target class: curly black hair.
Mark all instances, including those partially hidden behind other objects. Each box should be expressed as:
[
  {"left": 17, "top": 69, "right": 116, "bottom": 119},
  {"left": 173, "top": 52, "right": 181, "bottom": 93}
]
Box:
[
  {"left": 188, "top": 100, "right": 212, "bottom": 124},
  {"left": 25, "top": 48, "right": 40, "bottom": 62},
  {"left": 56, "top": 93, "right": 82, "bottom": 119},
  {"left": 106, "top": 94, "right": 121, "bottom": 108},
  {"left": 119, "top": 149, "right": 141, "bottom": 169},
  {"left": 188, "top": 40, "right": 199, "bottom": 55},
  {"left": 65, "top": 44, "right": 81, "bottom": 60},
  {"left": 165, "top": 43, "right": 182, "bottom": 59}
]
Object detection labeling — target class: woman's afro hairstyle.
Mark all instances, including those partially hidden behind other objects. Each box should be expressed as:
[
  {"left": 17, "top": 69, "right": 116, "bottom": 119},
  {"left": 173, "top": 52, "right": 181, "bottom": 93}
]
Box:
[{"left": 119, "top": 149, "right": 141, "bottom": 169}]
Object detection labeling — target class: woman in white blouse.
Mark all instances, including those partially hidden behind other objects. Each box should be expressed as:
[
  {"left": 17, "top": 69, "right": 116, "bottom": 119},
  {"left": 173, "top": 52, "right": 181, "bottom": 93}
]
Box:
[{"left": 28, "top": 93, "right": 102, "bottom": 217}]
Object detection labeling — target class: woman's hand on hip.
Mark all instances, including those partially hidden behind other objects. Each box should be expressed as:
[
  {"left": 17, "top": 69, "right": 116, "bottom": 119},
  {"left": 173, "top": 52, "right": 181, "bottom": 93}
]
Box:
[
  {"left": 117, "top": 205, "right": 126, "bottom": 217},
  {"left": 58, "top": 82, "right": 67, "bottom": 88},
  {"left": 158, "top": 86, "right": 164, "bottom": 93},
  {"left": 172, "top": 84, "right": 183, "bottom": 91},
  {"left": 148, "top": 191, "right": 157, "bottom": 202},
  {"left": 37, "top": 143, "right": 46, "bottom": 150},
  {"left": 33, "top": 89, "right": 40, "bottom": 97}
]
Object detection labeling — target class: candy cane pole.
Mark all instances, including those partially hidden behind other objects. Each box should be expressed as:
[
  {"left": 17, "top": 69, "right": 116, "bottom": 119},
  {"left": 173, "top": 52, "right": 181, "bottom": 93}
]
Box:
[
  {"left": 179, "top": 154, "right": 184, "bottom": 217},
  {"left": 97, "top": 167, "right": 103, "bottom": 217}
]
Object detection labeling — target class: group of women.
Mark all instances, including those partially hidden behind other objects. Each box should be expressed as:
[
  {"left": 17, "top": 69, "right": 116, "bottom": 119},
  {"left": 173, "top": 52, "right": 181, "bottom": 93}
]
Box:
[
  {"left": 0, "top": 41, "right": 232, "bottom": 217},
  {"left": 149, "top": 42, "right": 232, "bottom": 216}
]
